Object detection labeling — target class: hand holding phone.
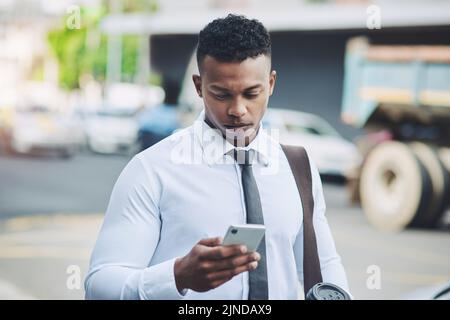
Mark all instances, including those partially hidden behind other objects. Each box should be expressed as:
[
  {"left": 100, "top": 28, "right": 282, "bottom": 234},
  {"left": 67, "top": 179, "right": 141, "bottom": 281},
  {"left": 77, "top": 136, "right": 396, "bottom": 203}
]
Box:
[{"left": 174, "top": 234, "right": 261, "bottom": 293}]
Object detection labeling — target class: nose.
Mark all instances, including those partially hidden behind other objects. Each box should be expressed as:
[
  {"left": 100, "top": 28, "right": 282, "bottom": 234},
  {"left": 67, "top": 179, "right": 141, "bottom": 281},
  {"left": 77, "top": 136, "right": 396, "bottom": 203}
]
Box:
[{"left": 227, "top": 97, "right": 247, "bottom": 118}]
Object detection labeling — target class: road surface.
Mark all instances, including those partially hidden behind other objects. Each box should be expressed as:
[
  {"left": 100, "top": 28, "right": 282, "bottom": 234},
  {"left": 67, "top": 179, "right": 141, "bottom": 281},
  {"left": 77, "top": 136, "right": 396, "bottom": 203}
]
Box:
[{"left": 0, "top": 153, "right": 448, "bottom": 299}]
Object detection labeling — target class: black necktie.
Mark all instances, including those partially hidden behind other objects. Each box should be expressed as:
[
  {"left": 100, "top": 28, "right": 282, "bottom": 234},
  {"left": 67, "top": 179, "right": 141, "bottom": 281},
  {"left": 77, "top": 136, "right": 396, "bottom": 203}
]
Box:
[{"left": 233, "top": 149, "right": 269, "bottom": 300}]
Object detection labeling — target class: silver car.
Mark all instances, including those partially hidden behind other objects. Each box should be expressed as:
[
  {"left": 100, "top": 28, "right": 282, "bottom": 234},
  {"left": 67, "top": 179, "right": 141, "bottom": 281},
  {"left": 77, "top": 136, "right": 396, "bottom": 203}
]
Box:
[
  {"left": 262, "top": 108, "right": 362, "bottom": 178},
  {"left": 10, "top": 107, "right": 84, "bottom": 158}
]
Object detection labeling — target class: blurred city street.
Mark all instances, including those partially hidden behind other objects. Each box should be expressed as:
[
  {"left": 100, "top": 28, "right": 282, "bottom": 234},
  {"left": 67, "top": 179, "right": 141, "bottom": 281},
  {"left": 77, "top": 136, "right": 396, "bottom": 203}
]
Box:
[
  {"left": 0, "top": 152, "right": 448, "bottom": 299},
  {"left": 1, "top": 0, "right": 450, "bottom": 301}
]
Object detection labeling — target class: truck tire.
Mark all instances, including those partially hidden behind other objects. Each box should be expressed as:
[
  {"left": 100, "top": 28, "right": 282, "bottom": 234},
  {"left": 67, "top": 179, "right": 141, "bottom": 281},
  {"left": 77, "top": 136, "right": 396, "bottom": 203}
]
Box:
[
  {"left": 360, "top": 141, "right": 432, "bottom": 231},
  {"left": 410, "top": 142, "right": 450, "bottom": 228},
  {"left": 438, "top": 147, "right": 450, "bottom": 215}
]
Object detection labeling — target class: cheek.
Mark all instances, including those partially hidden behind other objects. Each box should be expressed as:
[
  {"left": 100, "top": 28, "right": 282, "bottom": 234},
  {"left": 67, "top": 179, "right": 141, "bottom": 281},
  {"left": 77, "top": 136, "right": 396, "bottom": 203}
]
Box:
[
  {"left": 249, "top": 94, "right": 269, "bottom": 112},
  {"left": 249, "top": 96, "right": 269, "bottom": 121},
  {"left": 204, "top": 96, "right": 227, "bottom": 118}
]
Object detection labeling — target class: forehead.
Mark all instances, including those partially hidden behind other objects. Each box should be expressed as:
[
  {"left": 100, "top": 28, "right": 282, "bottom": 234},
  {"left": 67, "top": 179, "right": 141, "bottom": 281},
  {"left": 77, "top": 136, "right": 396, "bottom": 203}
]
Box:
[{"left": 201, "top": 55, "right": 271, "bottom": 90}]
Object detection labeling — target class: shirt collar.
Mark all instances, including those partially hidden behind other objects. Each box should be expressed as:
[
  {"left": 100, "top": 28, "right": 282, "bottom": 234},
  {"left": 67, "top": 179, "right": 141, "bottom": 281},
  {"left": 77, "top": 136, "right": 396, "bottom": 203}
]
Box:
[{"left": 193, "top": 109, "right": 273, "bottom": 167}]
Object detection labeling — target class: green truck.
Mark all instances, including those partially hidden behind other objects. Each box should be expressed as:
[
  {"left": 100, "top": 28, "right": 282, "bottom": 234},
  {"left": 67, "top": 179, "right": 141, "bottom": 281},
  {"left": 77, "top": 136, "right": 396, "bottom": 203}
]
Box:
[{"left": 341, "top": 37, "right": 450, "bottom": 231}]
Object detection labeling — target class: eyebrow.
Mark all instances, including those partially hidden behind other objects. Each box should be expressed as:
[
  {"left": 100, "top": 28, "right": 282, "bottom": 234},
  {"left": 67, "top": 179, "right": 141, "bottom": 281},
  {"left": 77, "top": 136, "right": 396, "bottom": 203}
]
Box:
[{"left": 209, "top": 84, "right": 263, "bottom": 92}]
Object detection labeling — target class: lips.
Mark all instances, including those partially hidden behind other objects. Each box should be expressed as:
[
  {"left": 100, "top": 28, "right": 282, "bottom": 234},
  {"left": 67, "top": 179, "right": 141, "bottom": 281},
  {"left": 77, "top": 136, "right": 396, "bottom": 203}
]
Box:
[{"left": 224, "top": 124, "right": 252, "bottom": 129}]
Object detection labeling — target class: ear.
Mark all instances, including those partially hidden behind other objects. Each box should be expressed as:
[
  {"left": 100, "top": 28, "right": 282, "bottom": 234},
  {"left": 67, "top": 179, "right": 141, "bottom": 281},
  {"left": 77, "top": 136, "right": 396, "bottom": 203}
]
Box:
[
  {"left": 192, "top": 75, "right": 203, "bottom": 97},
  {"left": 269, "top": 70, "right": 277, "bottom": 96}
]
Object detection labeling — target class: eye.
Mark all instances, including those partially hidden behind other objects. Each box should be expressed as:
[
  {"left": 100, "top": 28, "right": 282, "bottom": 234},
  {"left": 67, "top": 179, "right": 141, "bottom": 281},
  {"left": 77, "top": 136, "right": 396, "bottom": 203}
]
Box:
[
  {"left": 214, "top": 93, "right": 229, "bottom": 101},
  {"left": 244, "top": 92, "right": 259, "bottom": 99}
]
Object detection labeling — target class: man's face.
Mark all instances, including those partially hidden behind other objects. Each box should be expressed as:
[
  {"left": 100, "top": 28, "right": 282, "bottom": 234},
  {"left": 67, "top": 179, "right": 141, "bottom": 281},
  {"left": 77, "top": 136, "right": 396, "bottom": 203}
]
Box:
[{"left": 193, "top": 54, "right": 276, "bottom": 146}]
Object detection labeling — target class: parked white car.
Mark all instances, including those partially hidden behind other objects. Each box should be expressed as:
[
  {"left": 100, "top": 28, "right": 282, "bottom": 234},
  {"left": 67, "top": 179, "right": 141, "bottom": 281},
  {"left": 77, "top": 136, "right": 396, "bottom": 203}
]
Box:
[
  {"left": 10, "top": 107, "right": 84, "bottom": 157},
  {"left": 263, "top": 108, "right": 361, "bottom": 177},
  {"left": 83, "top": 108, "right": 139, "bottom": 154}
]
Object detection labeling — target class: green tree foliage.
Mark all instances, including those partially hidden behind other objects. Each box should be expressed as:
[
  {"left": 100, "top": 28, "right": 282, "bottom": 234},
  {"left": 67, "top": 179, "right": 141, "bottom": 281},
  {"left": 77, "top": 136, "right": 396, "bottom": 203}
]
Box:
[
  {"left": 121, "top": 35, "right": 139, "bottom": 83},
  {"left": 47, "top": 1, "right": 160, "bottom": 90},
  {"left": 122, "top": 0, "right": 159, "bottom": 13},
  {"left": 47, "top": 7, "right": 107, "bottom": 90}
]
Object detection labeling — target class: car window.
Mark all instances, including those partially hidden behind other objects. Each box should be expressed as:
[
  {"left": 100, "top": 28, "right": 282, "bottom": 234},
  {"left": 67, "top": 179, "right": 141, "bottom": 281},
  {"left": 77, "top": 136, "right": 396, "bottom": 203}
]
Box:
[
  {"left": 264, "top": 110, "right": 341, "bottom": 137},
  {"left": 286, "top": 116, "right": 340, "bottom": 137},
  {"left": 309, "top": 119, "right": 340, "bottom": 137},
  {"left": 285, "top": 124, "right": 323, "bottom": 135}
]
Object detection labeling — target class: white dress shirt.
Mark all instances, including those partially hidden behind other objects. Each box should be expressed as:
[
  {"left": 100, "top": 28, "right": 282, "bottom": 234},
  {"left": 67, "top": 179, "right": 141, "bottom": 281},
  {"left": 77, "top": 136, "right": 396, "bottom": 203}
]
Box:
[{"left": 85, "top": 110, "right": 350, "bottom": 300}]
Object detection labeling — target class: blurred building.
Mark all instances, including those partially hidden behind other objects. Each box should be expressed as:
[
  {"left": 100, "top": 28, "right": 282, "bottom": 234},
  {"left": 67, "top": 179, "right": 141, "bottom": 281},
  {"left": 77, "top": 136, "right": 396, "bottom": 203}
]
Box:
[
  {"left": 0, "top": 0, "right": 104, "bottom": 112},
  {"left": 100, "top": 0, "right": 450, "bottom": 139}
]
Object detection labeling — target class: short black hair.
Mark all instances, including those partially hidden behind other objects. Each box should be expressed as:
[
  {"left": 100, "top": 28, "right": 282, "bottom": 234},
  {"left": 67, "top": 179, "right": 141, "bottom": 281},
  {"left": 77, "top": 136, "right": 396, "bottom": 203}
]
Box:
[{"left": 196, "top": 14, "right": 271, "bottom": 70}]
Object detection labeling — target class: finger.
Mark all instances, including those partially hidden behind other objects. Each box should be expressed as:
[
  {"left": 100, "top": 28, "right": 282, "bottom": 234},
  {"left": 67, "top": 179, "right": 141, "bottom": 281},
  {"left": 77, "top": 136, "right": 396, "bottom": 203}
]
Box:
[
  {"left": 205, "top": 252, "right": 260, "bottom": 272},
  {"left": 208, "top": 261, "right": 258, "bottom": 281},
  {"left": 198, "top": 237, "right": 222, "bottom": 247},
  {"left": 200, "top": 244, "right": 247, "bottom": 260},
  {"left": 210, "top": 277, "right": 230, "bottom": 289}
]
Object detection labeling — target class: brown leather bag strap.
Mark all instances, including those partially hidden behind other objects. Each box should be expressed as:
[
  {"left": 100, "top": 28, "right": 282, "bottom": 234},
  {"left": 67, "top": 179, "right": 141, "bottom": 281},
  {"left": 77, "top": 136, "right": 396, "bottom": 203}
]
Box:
[{"left": 280, "top": 144, "right": 323, "bottom": 296}]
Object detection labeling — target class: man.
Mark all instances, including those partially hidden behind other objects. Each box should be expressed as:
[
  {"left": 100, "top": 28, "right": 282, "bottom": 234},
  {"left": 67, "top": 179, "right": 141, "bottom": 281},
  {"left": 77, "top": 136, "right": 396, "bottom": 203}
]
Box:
[
  {"left": 137, "top": 79, "right": 181, "bottom": 150},
  {"left": 85, "top": 14, "right": 350, "bottom": 300}
]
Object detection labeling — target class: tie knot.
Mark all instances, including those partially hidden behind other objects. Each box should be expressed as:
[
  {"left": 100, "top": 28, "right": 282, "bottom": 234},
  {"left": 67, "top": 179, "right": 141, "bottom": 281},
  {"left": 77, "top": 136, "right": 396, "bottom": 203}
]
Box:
[{"left": 233, "top": 149, "right": 254, "bottom": 166}]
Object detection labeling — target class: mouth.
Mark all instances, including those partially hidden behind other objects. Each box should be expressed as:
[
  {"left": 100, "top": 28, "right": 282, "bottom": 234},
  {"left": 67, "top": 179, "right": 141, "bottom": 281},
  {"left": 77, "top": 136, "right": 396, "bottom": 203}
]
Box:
[{"left": 224, "top": 124, "right": 252, "bottom": 130}]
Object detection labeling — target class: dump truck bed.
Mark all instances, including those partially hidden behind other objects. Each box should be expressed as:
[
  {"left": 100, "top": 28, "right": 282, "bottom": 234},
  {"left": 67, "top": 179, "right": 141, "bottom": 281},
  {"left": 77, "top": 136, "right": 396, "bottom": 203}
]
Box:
[{"left": 341, "top": 38, "right": 450, "bottom": 128}]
